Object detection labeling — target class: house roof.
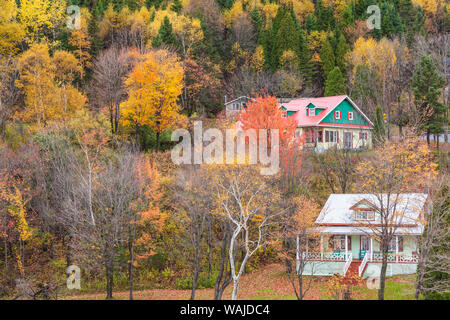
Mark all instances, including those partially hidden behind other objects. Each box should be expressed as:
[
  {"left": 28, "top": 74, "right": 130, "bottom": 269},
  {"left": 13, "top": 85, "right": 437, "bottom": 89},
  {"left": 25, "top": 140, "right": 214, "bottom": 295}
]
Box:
[
  {"left": 281, "top": 95, "right": 374, "bottom": 128},
  {"left": 315, "top": 193, "right": 428, "bottom": 234},
  {"left": 225, "top": 96, "right": 254, "bottom": 105}
]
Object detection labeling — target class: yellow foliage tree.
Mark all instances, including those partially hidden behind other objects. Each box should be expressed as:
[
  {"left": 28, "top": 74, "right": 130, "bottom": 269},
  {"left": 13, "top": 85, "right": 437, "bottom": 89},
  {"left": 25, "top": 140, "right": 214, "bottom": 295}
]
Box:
[
  {"left": 16, "top": 43, "right": 86, "bottom": 126},
  {"left": 0, "top": 0, "right": 25, "bottom": 56},
  {"left": 68, "top": 8, "right": 92, "bottom": 76},
  {"left": 121, "top": 49, "right": 185, "bottom": 150},
  {"left": 18, "top": 0, "right": 66, "bottom": 46}
]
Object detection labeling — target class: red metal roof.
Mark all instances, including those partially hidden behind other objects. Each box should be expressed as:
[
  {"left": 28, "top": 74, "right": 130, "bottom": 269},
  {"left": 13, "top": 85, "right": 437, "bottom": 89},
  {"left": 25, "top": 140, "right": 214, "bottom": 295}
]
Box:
[{"left": 282, "top": 95, "right": 348, "bottom": 127}]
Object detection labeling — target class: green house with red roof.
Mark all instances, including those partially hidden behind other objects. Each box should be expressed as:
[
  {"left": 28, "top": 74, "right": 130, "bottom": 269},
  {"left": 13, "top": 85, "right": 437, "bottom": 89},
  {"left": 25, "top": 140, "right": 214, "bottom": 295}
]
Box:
[{"left": 281, "top": 95, "right": 374, "bottom": 150}]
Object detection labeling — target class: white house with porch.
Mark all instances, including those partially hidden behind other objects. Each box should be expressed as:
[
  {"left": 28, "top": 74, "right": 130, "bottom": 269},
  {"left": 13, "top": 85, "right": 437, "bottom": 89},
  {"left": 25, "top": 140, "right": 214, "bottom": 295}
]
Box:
[{"left": 299, "top": 193, "right": 429, "bottom": 278}]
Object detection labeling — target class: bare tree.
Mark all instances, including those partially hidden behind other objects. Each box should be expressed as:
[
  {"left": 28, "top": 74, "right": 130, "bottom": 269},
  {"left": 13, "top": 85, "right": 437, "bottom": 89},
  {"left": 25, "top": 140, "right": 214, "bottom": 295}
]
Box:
[
  {"left": 171, "top": 165, "right": 213, "bottom": 300},
  {"left": 0, "top": 57, "right": 21, "bottom": 136},
  {"left": 313, "top": 146, "right": 360, "bottom": 194},
  {"left": 355, "top": 135, "right": 437, "bottom": 300},
  {"left": 214, "top": 165, "right": 284, "bottom": 300},
  {"left": 91, "top": 46, "right": 140, "bottom": 134},
  {"left": 416, "top": 176, "right": 450, "bottom": 299}
]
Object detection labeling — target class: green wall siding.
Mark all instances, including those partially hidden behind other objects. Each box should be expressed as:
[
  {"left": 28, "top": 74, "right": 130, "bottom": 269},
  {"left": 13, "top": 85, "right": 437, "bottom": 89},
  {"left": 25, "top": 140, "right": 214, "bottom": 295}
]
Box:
[{"left": 320, "top": 99, "right": 369, "bottom": 126}]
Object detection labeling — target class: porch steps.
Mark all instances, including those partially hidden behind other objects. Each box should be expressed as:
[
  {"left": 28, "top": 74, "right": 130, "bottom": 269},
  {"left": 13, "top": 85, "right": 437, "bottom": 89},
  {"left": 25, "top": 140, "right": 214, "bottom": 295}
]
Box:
[{"left": 342, "top": 260, "right": 364, "bottom": 285}]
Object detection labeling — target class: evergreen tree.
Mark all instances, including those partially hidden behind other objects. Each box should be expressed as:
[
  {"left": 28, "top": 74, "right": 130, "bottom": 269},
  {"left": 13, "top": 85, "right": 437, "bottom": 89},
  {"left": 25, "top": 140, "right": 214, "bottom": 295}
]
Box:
[
  {"left": 305, "top": 13, "right": 317, "bottom": 33},
  {"left": 335, "top": 33, "right": 349, "bottom": 72},
  {"left": 171, "top": 0, "right": 182, "bottom": 14},
  {"left": 373, "top": 105, "right": 386, "bottom": 142},
  {"left": 152, "top": 16, "right": 177, "bottom": 47},
  {"left": 88, "top": 7, "right": 103, "bottom": 58},
  {"left": 320, "top": 37, "right": 335, "bottom": 78},
  {"left": 324, "top": 67, "right": 346, "bottom": 96},
  {"left": 373, "top": 1, "right": 405, "bottom": 39},
  {"left": 251, "top": 7, "right": 263, "bottom": 41},
  {"left": 341, "top": 1, "right": 355, "bottom": 28},
  {"left": 412, "top": 55, "right": 446, "bottom": 146}
]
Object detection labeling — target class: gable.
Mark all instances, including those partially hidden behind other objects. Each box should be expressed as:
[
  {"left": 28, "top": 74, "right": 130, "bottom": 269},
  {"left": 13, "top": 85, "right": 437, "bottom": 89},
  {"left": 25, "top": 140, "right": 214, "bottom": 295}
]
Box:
[
  {"left": 349, "top": 199, "right": 377, "bottom": 211},
  {"left": 319, "top": 99, "right": 369, "bottom": 126}
]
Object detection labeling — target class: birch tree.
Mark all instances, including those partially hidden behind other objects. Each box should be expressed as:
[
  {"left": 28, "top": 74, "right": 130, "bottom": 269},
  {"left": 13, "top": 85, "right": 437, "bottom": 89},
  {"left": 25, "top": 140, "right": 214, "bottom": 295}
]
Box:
[{"left": 213, "top": 164, "right": 284, "bottom": 300}]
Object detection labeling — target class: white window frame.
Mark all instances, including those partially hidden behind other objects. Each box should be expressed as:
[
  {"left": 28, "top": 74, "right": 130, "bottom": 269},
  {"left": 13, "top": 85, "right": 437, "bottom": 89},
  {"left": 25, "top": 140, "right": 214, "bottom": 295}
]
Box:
[
  {"left": 334, "top": 235, "right": 346, "bottom": 250},
  {"left": 325, "top": 130, "right": 337, "bottom": 143},
  {"left": 355, "top": 210, "right": 375, "bottom": 221},
  {"left": 308, "top": 108, "right": 315, "bottom": 117},
  {"left": 335, "top": 111, "right": 341, "bottom": 119},
  {"left": 348, "top": 112, "right": 354, "bottom": 120}
]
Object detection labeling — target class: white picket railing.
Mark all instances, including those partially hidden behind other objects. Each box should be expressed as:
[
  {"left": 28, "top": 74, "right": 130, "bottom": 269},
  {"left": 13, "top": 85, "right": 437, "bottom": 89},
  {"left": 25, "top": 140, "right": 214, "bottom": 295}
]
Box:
[
  {"left": 343, "top": 253, "right": 353, "bottom": 276},
  {"left": 359, "top": 248, "right": 371, "bottom": 277},
  {"left": 301, "top": 251, "right": 347, "bottom": 261}
]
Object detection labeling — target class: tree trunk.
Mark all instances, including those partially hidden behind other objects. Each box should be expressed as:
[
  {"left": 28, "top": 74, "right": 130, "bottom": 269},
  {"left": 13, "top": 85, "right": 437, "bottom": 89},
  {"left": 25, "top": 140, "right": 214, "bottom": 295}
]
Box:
[
  {"left": 232, "top": 279, "right": 239, "bottom": 300},
  {"left": 378, "top": 248, "right": 388, "bottom": 300},
  {"left": 214, "top": 228, "right": 232, "bottom": 300},
  {"left": 3, "top": 237, "right": 8, "bottom": 285},
  {"left": 190, "top": 248, "right": 200, "bottom": 300},
  {"left": 105, "top": 249, "right": 114, "bottom": 299},
  {"left": 128, "top": 227, "right": 135, "bottom": 301},
  {"left": 156, "top": 131, "right": 160, "bottom": 151}
]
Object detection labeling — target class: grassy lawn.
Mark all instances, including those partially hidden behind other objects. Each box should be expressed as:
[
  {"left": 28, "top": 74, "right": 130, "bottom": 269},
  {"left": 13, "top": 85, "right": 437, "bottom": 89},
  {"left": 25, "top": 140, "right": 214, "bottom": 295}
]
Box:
[{"left": 63, "top": 264, "right": 417, "bottom": 300}]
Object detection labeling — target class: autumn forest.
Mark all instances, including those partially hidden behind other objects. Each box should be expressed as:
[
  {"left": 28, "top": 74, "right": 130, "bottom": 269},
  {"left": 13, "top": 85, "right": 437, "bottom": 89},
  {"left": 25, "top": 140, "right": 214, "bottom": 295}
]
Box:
[{"left": 0, "top": 0, "right": 448, "bottom": 301}]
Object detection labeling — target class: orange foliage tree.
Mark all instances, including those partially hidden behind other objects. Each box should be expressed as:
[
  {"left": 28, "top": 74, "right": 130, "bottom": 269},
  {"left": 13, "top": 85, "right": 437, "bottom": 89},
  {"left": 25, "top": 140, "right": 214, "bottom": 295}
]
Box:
[{"left": 237, "top": 95, "right": 305, "bottom": 193}]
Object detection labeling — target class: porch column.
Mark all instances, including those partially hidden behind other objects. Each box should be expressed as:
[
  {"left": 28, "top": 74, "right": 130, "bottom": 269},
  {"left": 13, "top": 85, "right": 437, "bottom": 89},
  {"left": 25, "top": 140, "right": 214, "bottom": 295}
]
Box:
[
  {"left": 296, "top": 235, "right": 299, "bottom": 261},
  {"left": 370, "top": 237, "right": 373, "bottom": 261},
  {"left": 395, "top": 235, "right": 399, "bottom": 263},
  {"left": 345, "top": 234, "right": 348, "bottom": 259},
  {"left": 320, "top": 235, "right": 323, "bottom": 260}
]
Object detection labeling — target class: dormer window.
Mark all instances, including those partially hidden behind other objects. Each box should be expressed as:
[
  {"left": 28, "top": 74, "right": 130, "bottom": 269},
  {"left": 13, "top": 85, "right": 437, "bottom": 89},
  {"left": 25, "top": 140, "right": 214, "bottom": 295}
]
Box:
[
  {"left": 355, "top": 210, "right": 375, "bottom": 221},
  {"left": 282, "top": 110, "right": 287, "bottom": 118},
  {"left": 334, "top": 111, "right": 341, "bottom": 119},
  {"left": 308, "top": 108, "right": 315, "bottom": 116},
  {"left": 348, "top": 112, "right": 354, "bottom": 120}
]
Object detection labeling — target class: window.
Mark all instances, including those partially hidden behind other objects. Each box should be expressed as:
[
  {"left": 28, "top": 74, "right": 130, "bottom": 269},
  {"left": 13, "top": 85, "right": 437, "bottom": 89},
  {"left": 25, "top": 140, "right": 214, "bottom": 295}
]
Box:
[
  {"left": 305, "top": 129, "right": 313, "bottom": 143},
  {"left": 308, "top": 108, "right": 315, "bottom": 116},
  {"left": 325, "top": 130, "right": 337, "bottom": 143},
  {"left": 387, "top": 237, "right": 403, "bottom": 252},
  {"left": 333, "top": 235, "right": 346, "bottom": 250},
  {"left": 348, "top": 112, "right": 354, "bottom": 120},
  {"left": 282, "top": 110, "right": 287, "bottom": 118},
  {"left": 355, "top": 210, "right": 375, "bottom": 221},
  {"left": 317, "top": 130, "right": 323, "bottom": 143},
  {"left": 334, "top": 111, "right": 341, "bottom": 119},
  {"left": 359, "top": 132, "right": 368, "bottom": 140}
]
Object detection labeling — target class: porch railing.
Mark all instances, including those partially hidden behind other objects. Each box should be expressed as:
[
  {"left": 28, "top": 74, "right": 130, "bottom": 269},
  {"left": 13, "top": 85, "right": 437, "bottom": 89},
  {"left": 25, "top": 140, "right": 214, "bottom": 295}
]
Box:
[
  {"left": 370, "top": 252, "right": 418, "bottom": 263},
  {"left": 343, "top": 253, "right": 353, "bottom": 276},
  {"left": 302, "top": 251, "right": 346, "bottom": 261},
  {"left": 359, "top": 247, "right": 371, "bottom": 277}
]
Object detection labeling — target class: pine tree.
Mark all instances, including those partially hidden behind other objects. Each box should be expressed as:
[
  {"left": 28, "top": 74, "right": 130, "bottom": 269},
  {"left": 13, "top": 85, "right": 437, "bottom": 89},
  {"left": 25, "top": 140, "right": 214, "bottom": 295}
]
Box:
[
  {"left": 412, "top": 55, "right": 446, "bottom": 146},
  {"left": 251, "top": 7, "right": 262, "bottom": 39},
  {"left": 373, "top": 105, "right": 386, "bottom": 143},
  {"left": 171, "top": 0, "right": 182, "bottom": 14},
  {"left": 335, "top": 33, "right": 349, "bottom": 72},
  {"left": 88, "top": 7, "right": 103, "bottom": 59},
  {"left": 152, "top": 16, "right": 177, "bottom": 47},
  {"left": 324, "top": 67, "right": 346, "bottom": 96},
  {"left": 320, "top": 37, "right": 335, "bottom": 78},
  {"left": 305, "top": 13, "right": 317, "bottom": 32}
]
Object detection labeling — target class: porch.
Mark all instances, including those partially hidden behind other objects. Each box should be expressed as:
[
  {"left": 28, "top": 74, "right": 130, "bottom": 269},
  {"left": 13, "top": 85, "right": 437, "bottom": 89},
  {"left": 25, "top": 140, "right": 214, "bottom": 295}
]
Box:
[
  {"left": 301, "top": 234, "right": 419, "bottom": 263},
  {"left": 297, "top": 234, "right": 419, "bottom": 278}
]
